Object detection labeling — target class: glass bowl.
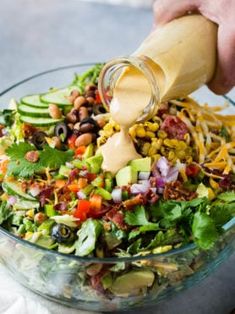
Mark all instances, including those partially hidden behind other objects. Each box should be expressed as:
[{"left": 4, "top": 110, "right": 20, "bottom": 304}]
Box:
[{"left": 0, "top": 64, "right": 235, "bottom": 312}]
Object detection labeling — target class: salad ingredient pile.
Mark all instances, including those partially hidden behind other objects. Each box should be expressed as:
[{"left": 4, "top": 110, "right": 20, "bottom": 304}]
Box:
[{"left": 0, "top": 64, "right": 235, "bottom": 263}]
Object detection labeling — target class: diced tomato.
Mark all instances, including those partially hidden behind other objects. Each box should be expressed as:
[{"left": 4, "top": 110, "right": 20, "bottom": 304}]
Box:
[
  {"left": 161, "top": 115, "right": 188, "bottom": 140},
  {"left": 95, "top": 90, "right": 102, "bottom": 104},
  {"left": 74, "top": 200, "right": 91, "bottom": 221},
  {"left": 186, "top": 164, "right": 200, "bottom": 177},
  {"left": 75, "top": 146, "right": 86, "bottom": 157},
  {"left": 89, "top": 194, "right": 102, "bottom": 212},
  {"left": 78, "top": 178, "right": 88, "bottom": 189},
  {"left": 68, "top": 134, "right": 77, "bottom": 150},
  {"left": 68, "top": 184, "right": 79, "bottom": 193}
]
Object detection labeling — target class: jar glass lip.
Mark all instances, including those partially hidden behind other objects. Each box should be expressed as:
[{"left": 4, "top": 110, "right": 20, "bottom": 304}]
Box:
[{"left": 98, "top": 55, "right": 160, "bottom": 123}]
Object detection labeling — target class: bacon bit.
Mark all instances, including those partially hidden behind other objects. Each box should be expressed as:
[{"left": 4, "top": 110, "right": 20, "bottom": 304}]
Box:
[
  {"left": 145, "top": 189, "right": 159, "bottom": 204},
  {"left": 219, "top": 174, "right": 235, "bottom": 190},
  {"left": 22, "top": 124, "right": 37, "bottom": 138},
  {"left": 68, "top": 168, "right": 79, "bottom": 183},
  {"left": 38, "top": 186, "right": 53, "bottom": 206},
  {"left": 106, "top": 208, "right": 127, "bottom": 230},
  {"left": 0, "top": 125, "right": 5, "bottom": 138},
  {"left": 90, "top": 269, "right": 107, "bottom": 293},
  {"left": 161, "top": 115, "right": 188, "bottom": 140},
  {"left": 163, "top": 181, "right": 197, "bottom": 201},
  {"left": 157, "top": 102, "right": 169, "bottom": 118},
  {"left": 123, "top": 194, "right": 145, "bottom": 210},
  {"left": 54, "top": 202, "right": 67, "bottom": 212},
  {"left": 25, "top": 150, "right": 39, "bottom": 163}
]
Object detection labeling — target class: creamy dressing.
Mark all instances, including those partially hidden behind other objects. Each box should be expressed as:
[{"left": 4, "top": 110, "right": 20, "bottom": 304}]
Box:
[{"left": 101, "top": 15, "right": 217, "bottom": 173}]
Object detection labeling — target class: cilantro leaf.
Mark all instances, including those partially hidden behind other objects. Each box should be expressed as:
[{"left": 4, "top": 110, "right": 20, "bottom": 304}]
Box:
[
  {"left": 128, "top": 223, "right": 159, "bottom": 240},
  {"left": 0, "top": 201, "right": 12, "bottom": 224},
  {"left": 147, "top": 229, "right": 183, "bottom": 250},
  {"left": 192, "top": 212, "right": 218, "bottom": 250},
  {"left": 39, "top": 146, "right": 73, "bottom": 169},
  {"left": 217, "top": 191, "right": 235, "bottom": 203},
  {"left": 6, "top": 142, "right": 73, "bottom": 178},
  {"left": 124, "top": 206, "right": 149, "bottom": 226}
]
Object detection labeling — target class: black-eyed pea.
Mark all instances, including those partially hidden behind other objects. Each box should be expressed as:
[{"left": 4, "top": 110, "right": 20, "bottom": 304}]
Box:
[
  {"left": 67, "top": 89, "right": 80, "bottom": 104},
  {"left": 34, "top": 212, "right": 47, "bottom": 226},
  {"left": 86, "top": 96, "right": 95, "bottom": 105},
  {"left": 85, "top": 84, "right": 96, "bottom": 92},
  {"left": 73, "top": 122, "right": 80, "bottom": 130},
  {"left": 97, "top": 118, "right": 106, "bottom": 128},
  {"left": 49, "top": 104, "right": 62, "bottom": 119},
  {"left": 79, "top": 107, "right": 89, "bottom": 121},
  {"left": 75, "top": 133, "right": 95, "bottom": 147},
  {"left": 74, "top": 96, "right": 87, "bottom": 109},
  {"left": 52, "top": 136, "right": 62, "bottom": 149}
]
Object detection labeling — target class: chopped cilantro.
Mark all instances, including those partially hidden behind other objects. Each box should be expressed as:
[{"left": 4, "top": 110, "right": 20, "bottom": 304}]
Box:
[{"left": 6, "top": 142, "right": 73, "bottom": 178}]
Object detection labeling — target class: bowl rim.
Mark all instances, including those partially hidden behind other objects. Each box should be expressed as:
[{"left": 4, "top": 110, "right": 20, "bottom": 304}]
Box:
[{"left": 0, "top": 63, "right": 234, "bottom": 263}]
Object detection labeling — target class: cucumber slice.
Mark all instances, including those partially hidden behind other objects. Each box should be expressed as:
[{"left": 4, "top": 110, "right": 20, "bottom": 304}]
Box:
[
  {"left": 20, "top": 115, "right": 63, "bottom": 127},
  {"left": 2, "top": 181, "right": 36, "bottom": 201},
  {"left": 14, "top": 199, "right": 40, "bottom": 210},
  {"left": 21, "top": 95, "right": 49, "bottom": 108},
  {"left": 18, "top": 104, "right": 50, "bottom": 118},
  {"left": 40, "top": 86, "right": 79, "bottom": 106}
]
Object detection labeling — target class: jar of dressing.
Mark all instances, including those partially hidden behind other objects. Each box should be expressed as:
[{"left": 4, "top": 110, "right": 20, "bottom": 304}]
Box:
[{"left": 98, "top": 15, "right": 217, "bottom": 124}]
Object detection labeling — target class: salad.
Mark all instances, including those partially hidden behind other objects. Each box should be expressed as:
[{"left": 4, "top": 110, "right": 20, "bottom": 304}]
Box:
[{"left": 0, "top": 64, "right": 235, "bottom": 300}]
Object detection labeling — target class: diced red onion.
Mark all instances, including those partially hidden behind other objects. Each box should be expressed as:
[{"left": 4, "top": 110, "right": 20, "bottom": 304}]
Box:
[
  {"left": 77, "top": 191, "right": 86, "bottom": 200},
  {"left": 130, "top": 180, "right": 150, "bottom": 194},
  {"left": 150, "top": 187, "right": 157, "bottom": 194},
  {"left": 111, "top": 188, "right": 122, "bottom": 203},
  {"left": 8, "top": 196, "right": 17, "bottom": 206},
  {"left": 157, "top": 157, "right": 170, "bottom": 177},
  {"left": 165, "top": 166, "right": 179, "bottom": 183},
  {"left": 138, "top": 171, "right": 151, "bottom": 180}
]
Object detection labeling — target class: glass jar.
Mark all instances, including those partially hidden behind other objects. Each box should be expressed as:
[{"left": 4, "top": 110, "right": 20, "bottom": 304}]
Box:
[{"left": 98, "top": 15, "right": 217, "bottom": 122}]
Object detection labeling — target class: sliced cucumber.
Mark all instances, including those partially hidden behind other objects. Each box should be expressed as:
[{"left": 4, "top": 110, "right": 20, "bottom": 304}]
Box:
[
  {"left": 14, "top": 199, "right": 40, "bottom": 210},
  {"left": 18, "top": 104, "right": 50, "bottom": 118},
  {"left": 20, "top": 115, "right": 63, "bottom": 127},
  {"left": 21, "top": 95, "right": 49, "bottom": 108},
  {"left": 40, "top": 86, "right": 79, "bottom": 106},
  {"left": 2, "top": 181, "right": 36, "bottom": 201}
]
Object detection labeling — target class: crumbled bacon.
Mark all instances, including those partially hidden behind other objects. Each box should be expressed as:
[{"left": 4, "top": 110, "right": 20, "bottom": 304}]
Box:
[
  {"left": 163, "top": 181, "right": 197, "bottom": 201},
  {"left": 123, "top": 194, "right": 145, "bottom": 210},
  {"left": 38, "top": 186, "right": 53, "bottom": 206},
  {"left": 105, "top": 208, "right": 127, "bottom": 230},
  {"left": 157, "top": 102, "right": 169, "bottom": 118},
  {"left": 161, "top": 115, "right": 188, "bottom": 140},
  {"left": 22, "top": 123, "right": 37, "bottom": 138}
]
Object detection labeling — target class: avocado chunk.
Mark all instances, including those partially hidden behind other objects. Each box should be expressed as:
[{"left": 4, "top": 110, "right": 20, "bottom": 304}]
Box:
[
  {"left": 85, "top": 154, "right": 103, "bottom": 174},
  {"left": 83, "top": 143, "right": 94, "bottom": 159},
  {"left": 110, "top": 270, "right": 155, "bottom": 297},
  {"left": 116, "top": 166, "right": 138, "bottom": 187},
  {"left": 129, "top": 157, "right": 151, "bottom": 172}
]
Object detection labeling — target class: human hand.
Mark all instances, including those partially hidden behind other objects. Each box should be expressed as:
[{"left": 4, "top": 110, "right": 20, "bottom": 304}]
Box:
[{"left": 153, "top": 0, "right": 235, "bottom": 95}]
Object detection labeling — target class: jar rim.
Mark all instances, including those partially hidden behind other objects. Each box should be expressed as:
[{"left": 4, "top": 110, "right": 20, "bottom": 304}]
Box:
[{"left": 98, "top": 55, "right": 160, "bottom": 123}]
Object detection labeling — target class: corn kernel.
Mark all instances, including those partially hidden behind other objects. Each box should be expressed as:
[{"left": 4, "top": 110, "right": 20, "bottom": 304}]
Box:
[
  {"left": 158, "top": 130, "right": 167, "bottom": 139},
  {"left": 168, "top": 150, "right": 175, "bottom": 161},
  {"left": 136, "top": 126, "right": 146, "bottom": 138},
  {"left": 164, "top": 138, "right": 173, "bottom": 147},
  {"left": 146, "top": 131, "right": 155, "bottom": 138},
  {"left": 171, "top": 139, "right": 179, "bottom": 147},
  {"left": 26, "top": 209, "right": 34, "bottom": 219},
  {"left": 129, "top": 126, "right": 136, "bottom": 138},
  {"left": 148, "top": 145, "right": 157, "bottom": 156},
  {"left": 141, "top": 142, "right": 151, "bottom": 155},
  {"left": 178, "top": 141, "right": 187, "bottom": 150},
  {"left": 145, "top": 122, "right": 159, "bottom": 132},
  {"left": 176, "top": 150, "right": 186, "bottom": 159},
  {"left": 209, "top": 177, "right": 219, "bottom": 190}
]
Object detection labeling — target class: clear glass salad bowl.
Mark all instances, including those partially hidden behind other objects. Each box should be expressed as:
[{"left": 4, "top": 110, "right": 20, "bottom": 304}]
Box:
[{"left": 0, "top": 64, "right": 235, "bottom": 312}]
